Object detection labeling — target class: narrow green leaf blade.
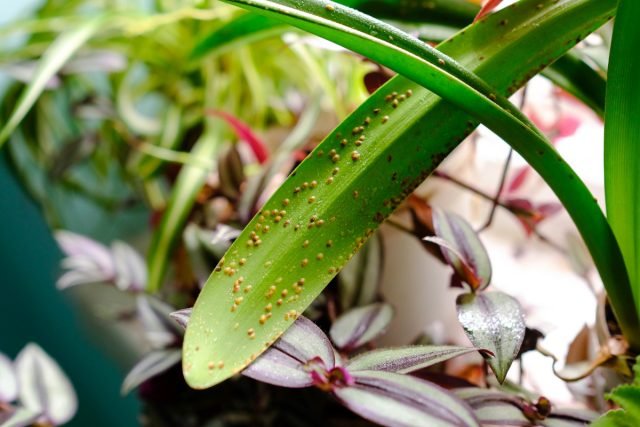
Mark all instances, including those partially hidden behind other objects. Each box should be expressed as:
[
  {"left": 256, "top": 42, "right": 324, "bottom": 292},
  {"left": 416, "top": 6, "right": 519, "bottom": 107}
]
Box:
[
  {"left": 190, "top": 13, "right": 286, "bottom": 60},
  {"left": 146, "top": 131, "right": 220, "bottom": 293},
  {"left": 0, "top": 17, "right": 104, "bottom": 148},
  {"left": 456, "top": 292, "right": 525, "bottom": 383},
  {"left": 604, "top": 0, "right": 640, "bottom": 316}
]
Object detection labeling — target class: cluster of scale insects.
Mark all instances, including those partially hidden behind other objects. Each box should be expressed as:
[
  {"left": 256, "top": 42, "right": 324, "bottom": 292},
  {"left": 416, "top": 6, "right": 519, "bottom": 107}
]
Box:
[{"left": 191, "top": 86, "right": 423, "bottom": 376}]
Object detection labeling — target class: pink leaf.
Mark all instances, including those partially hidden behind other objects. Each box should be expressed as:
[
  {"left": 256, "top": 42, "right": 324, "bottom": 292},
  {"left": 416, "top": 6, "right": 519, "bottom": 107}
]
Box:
[
  {"left": 475, "top": 0, "right": 504, "bottom": 21},
  {"left": 207, "top": 110, "right": 269, "bottom": 164}
]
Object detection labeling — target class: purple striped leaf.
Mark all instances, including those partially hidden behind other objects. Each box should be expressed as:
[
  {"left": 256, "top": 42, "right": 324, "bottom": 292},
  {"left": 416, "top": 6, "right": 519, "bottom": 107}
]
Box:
[
  {"left": 242, "top": 347, "right": 315, "bottom": 388},
  {"left": 346, "top": 345, "right": 481, "bottom": 374},
  {"left": 111, "top": 241, "right": 147, "bottom": 292},
  {"left": 15, "top": 344, "right": 77, "bottom": 426},
  {"left": 121, "top": 350, "right": 182, "bottom": 395},
  {"left": 456, "top": 292, "right": 525, "bottom": 383},
  {"left": 335, "top": 370, "right": 480, "bottom": 427},
  {"left": 169, "top": 308, "right": 192, "bottom": 330},
  {"left": 431, "top": 208, "right": 491, "bottom": 291},
  {"left": 0, "top": 353, "right": 17, "bottom": 403},
  {"left": 243, "top": 316, "right": 336, "bottom": 388},
  {"left": 330, "top": 303, "right": 394, "bottom": 351},
  {"left": 136, "top": 296, "right": 181, "bottom": 348}
]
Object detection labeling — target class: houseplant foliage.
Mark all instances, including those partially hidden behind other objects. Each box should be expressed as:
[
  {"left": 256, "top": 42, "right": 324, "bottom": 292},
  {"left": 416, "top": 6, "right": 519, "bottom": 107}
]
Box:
[{"left": 1, "top": 0, "right": 640, "bottom": 426}]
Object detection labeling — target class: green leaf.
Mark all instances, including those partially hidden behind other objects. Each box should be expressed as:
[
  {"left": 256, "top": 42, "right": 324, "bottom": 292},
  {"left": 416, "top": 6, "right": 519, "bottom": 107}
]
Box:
[
  {"left": 214, "top": 0, "right": 640, "bottom": 347},
  {"left": 604, "top": 0, "right": 640, "bottom": 317},
  {"left": 593, "top": 386, "right": 640, "bottom": 427},
  {"left": 0, "top": 17, "right": 104, "bottom": 149},
  {"left": 146, "top": 130, "right": 220, "bottom": 293},
  {"left": 183, "top": 0, "right": 629, "bottom": 389},
  {"left": 456, "top": 292, "right": 525, "bottom": 383},
  {"left": 190, "top": 13, "right": 285, "bottom": 60}
]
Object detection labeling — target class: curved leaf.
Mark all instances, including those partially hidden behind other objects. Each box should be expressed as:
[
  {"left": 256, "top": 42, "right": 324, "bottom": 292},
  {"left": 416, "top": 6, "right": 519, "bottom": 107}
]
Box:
[
  {"left": 330, "top": 303, "right": 393, "bottom": 350},
  {"left": 183, "top": 0, "right": 626, "bottom": 389},
  {"left": 146, "top": 130, "right": 220, "bottom": 293},
  {"left": 456, "top": 292, "right": 525, "bottom": 383},
  {"left": 335, "top": 370, "right": 480, "bottom": 427},
  {"left": 242, "top": 347, "right": 315, "bottom": 388},
  {"left": 121, "top": 350, "right": 182, "bottom": 395},
  {"left": 346, "top": 345, "right": 479, "bottom": 374},
  {"left": 430, "top": 208, "right": 491, "bottom": 291},
  {"left": 0, "top": 17, "right": 104, "bottom": 149}
]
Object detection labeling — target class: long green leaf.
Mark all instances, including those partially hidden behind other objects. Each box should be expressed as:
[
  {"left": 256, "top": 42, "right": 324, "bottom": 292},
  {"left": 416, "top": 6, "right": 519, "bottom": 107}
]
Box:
[
  {"left": 183, "top": 0, "right": 632, "bottom": 390},
  {"left": 604, "top": 0, "right": 640, "bottom": 316},
  {"left": 0, "top": 17, "right": 104, "bottom": 149},
  {"left": 218, "top": 0, "right": 633, "bottom": 346},
  {"left": 146, "top": 130, "right": 220, "bottom": 293}
]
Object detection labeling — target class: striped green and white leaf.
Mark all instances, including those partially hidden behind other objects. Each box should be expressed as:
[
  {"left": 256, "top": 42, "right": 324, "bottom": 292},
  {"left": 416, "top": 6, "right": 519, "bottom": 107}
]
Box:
[
  {"left": 183, "top": 0, "right": 630, "bottom": 390},
  {"left": 456, "top": 292, "right": 525, "bottom": 383}
]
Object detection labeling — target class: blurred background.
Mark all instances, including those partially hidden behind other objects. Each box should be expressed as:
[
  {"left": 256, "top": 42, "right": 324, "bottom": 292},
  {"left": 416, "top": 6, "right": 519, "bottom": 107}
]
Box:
[{"left": 1, "top": 2, "right": 140, "bottom": 426}]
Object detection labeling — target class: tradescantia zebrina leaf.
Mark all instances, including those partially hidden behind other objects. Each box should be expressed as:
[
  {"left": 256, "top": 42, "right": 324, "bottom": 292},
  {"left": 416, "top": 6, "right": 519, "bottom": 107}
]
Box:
[
  {"left": 428, "top": 208, "right": 491, "bottom": 291},
  {"left": 183, "top": 0, "right": 628, "bottom": 389},
  {"left": 456, "top": 292, "right": 525, "bottom": 383}
]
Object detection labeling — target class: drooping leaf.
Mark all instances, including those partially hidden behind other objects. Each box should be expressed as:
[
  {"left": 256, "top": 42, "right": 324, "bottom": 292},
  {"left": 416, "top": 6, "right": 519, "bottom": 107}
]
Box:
[
  {"left": 330, "top": 303, "right": 393, "bottom": 351},
  {"left": 15, "top": 344, "right": 77, "bottom": 426},
  {"left": 335, "top": 370, "right": 480, "bottom": 427},
  {"left": 121, "top": 350, "right": 182, "bottom": 395},
  {"left": 183, "top": 0, "right": 630, "bottom": 389},
  {"left": 430, "top": 208, "right": 491, "bottom": 291},
  {"left": 346, "top": 345, "right": 480, "bottom": 374},
  {"left": 604, "top": 0, "right": 640, "bottom": 316},
  {"left": 0, "top": 353, "right": 17, "bottom": 403},
  {"left": 0, "top": 17, "right": 104, "bottom": 149},
  {"left": 456, "top": 292, "right": 525, "bottom": 383}
]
